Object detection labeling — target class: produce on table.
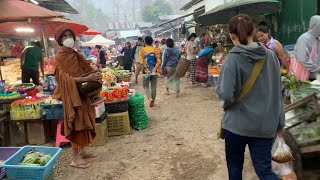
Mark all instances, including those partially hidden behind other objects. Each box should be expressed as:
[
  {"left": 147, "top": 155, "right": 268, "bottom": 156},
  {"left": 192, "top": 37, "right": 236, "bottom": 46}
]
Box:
[
  {"left": 295, "top": 122, "right": 320, "bottom": 147},
  {"left": 282, "top": 75, "right": 311, "bottom": 91},
  {"left": 42, "top": 97, "right": 62, "bottom": 105},
  {"left": 0, "top": 91, "right": 20, "bottom": 99},
  {"left": 290, "top": 86, "right": 320, "bottom": 121},
  {"left": 10, "top": 97, "right": 45, "bottom": 120},
  {"left": 19, "top": 148, "right": 52, "bottom": 166},
  {"left": 208, "top": 66, "right": 220, "bottom": 76},
  {"left": 111, "top": 66, "right": 124, "bottom": 71},
  {"left": 114, "top": 70, "right": 132, "bottom": 79},
  {"left": 271, "top": 136, "right": 294, "bottom": 163},
  {"left": 100, "top": 86, "right": 128, "bottom": 103}
]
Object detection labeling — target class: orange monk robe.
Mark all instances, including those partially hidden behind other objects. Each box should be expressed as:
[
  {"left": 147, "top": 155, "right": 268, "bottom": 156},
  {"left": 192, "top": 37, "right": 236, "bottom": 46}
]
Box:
[{"left": 53, "top": 46, "right": 96, "bottom": 148}]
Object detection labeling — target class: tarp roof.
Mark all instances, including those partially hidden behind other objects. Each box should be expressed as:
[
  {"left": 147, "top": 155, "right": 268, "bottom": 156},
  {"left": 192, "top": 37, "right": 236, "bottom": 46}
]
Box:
[
  {"left": 0, "top": 0, "right": 63, "bottom": 23},
  {"left": 196, "top": 0, "right": 280, "bottom": 26},
  {"left": 82, "top": 35, "right": 115, "bottom": 46}
]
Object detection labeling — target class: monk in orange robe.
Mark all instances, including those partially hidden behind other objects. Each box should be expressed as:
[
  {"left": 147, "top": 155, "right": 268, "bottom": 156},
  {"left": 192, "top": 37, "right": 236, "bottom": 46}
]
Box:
[{"left": 53, "top": 25, "right": 102, "bottom": 168}]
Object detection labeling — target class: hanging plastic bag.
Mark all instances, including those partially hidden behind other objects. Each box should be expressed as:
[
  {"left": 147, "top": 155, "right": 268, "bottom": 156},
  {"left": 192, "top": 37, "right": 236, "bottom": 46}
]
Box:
[
  {"left": 272, "top": 136, "right": 294, "bottom": 163},
  {"left": 272, "top": 161, "right": 297, "bottom": 180}
]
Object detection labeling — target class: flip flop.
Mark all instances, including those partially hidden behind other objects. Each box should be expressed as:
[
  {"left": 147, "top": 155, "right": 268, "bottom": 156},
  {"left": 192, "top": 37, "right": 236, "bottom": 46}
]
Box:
[{"left": 70, "top": 162, "right": 92, "bottom": 169}]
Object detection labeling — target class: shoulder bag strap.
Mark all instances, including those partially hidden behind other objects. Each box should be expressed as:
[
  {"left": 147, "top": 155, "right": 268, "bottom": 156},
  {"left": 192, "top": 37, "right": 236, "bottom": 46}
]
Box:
[
  {"left": 225, "top": 59, "right": 265, "bottom": 110},
  {"left": 219, "top": 59, "right": 265, "bottom": 139}
]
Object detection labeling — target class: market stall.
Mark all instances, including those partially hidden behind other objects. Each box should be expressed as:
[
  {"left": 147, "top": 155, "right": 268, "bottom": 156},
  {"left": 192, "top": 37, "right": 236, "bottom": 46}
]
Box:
[{"left": 281, "top": 76, "right": 320, "bottom": 179}]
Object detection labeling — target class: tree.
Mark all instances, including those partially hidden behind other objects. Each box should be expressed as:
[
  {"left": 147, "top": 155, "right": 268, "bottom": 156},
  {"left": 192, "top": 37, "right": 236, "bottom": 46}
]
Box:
[
  {"left": 141, "top": 0, "right": 173, "bottom": 22},
  {"left": 64, "top": 0, "right": 110, "bottom": 32}
]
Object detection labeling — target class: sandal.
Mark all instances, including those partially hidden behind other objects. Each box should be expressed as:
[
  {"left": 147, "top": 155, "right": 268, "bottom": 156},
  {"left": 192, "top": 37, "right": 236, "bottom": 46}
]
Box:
[
  {"left": 150, "top": 100, "right": 155, "bottom": 107},
  {"left": 70, "top": 162, "right": 92, "bottom": 169}
]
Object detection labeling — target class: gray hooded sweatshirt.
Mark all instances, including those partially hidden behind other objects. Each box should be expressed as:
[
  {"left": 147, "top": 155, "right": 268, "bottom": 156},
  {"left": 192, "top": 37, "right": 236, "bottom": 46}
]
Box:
[
  {"left": 216, "top": 42, "right": 285, "bottom": 138},
  {"left": 294, "top": 15, "right": 320, "bottom": 80}
]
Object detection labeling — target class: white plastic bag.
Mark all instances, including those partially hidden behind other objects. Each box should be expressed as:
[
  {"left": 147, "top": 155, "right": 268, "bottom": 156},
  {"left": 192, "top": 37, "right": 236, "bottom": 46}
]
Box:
[
  {"left": 272, "top": 136, "right": 294, "bottom": 163},
  {"left": 272, "top": 161, "right": 297, "bottom": 180}
]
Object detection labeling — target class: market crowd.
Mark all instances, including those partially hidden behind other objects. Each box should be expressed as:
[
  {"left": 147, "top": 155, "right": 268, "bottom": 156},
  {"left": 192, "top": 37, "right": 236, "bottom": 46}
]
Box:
[{"left": 18, "top": 11, "right": 320, "bottom": 180}]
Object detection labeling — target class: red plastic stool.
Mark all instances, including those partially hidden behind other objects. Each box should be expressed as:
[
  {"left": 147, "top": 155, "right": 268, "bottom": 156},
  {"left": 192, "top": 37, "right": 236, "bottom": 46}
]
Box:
[{"left": 55, "top": 119, "right": 70, "bottom": 147}]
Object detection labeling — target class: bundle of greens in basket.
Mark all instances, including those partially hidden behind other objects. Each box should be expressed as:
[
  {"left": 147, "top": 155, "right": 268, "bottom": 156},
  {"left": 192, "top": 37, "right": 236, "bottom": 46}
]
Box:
[{"left": 129, "top": 93, "right": 148, "bottom": 130}]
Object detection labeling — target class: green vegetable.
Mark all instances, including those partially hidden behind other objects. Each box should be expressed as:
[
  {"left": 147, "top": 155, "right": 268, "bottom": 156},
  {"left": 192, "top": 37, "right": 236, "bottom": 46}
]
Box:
[
  {"left": 39, "top": 155, "right": 52, "bottom": 166},
  {"left": 21, "top": 153, "right": 38, "bottom": 164}
]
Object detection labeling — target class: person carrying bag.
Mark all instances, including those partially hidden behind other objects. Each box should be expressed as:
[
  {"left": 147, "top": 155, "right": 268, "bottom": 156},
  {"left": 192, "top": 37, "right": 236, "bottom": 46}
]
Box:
[{"left": 216, "top": 14, "right": 284, "bottom": 180}]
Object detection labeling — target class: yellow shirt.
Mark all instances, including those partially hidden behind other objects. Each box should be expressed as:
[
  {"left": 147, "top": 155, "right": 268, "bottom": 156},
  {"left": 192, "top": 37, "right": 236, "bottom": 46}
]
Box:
[{"left": 139, "top": 45, "right": 161, "bottom": 73}]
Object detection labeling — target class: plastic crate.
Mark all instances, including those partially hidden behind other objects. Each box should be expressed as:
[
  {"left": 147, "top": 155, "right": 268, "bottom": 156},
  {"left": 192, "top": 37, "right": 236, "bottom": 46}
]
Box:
[
  {"left": 107, "top": 112, "right": 131, "bottom": 136},
  {"left": 105, "top": 101, "right": 128, "bottom": 113},
  {"left": 41, "top": 104, "right": 64, "bottom": 120},
  {"left": 0, "top": 147, "right": 21, "bottom": 180},
  {"left": 2, "top": 146, "right": 62, "bottom": 180},
  {"left": 96, "top": 111, "right": 108, "bottom": 123}
]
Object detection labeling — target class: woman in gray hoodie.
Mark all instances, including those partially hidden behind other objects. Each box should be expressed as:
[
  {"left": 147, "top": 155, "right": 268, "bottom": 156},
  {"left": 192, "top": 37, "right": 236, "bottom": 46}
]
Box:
[
  {"left": 216, "top": 14, "right": 284, "bottom": 180},
  {"left": 294, "top": 15, "right": 320, "bottom": 80}
]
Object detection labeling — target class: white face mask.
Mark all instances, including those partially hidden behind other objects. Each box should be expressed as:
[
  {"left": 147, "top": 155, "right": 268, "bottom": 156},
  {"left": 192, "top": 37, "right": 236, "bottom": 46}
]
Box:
[{"left": 62, "top": 38, "right": 74, "bottom": 48}]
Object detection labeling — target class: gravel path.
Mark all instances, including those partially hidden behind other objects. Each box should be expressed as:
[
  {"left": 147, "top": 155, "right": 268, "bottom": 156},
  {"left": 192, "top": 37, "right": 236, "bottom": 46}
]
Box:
[{"left": 55, "top": 77, "right": 256, "bottom": 180}]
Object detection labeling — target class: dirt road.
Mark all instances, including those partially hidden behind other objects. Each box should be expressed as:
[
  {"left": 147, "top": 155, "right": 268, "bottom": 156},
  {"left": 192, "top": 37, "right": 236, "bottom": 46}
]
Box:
[{"left": 55, "top": 77, "right": 256, "bottom": 180}]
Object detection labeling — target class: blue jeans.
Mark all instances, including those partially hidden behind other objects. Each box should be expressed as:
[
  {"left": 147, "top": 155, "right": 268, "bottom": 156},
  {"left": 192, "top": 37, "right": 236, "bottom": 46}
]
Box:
[{"left": 224, "top": 130, "right": 278, "bottom": 180}]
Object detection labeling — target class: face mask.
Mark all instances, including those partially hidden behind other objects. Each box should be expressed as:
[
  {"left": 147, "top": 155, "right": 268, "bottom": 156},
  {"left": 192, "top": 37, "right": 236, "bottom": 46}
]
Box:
[{"left": 62, "top": 38, "right": 74, "bottom": 48}]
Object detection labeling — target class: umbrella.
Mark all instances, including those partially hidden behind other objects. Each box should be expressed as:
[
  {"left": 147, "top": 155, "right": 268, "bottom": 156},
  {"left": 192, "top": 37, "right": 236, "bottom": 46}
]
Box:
[
  {"left": 82, "top": 28, "right": 102, "bottom": 35},
  {"left": 0, "top": 18, "right": 89, "bottom": 36},
  {"left": 196, "top": 0, "right": 280, "bottom": 26},
  {"left": 0, "top": 0, "right": 63, "bottom": 23},
  {"left": 82, "top": 35, "right": 115, "bottom": 46}
]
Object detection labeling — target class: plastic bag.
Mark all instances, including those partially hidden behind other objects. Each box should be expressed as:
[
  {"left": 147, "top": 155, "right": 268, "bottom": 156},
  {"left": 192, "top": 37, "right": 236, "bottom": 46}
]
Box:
[
  {"left": 272, "top": 136, "right": 294, "bottom": 163},
  {"left": 272, "top": 161, "right": 297, "bottom": 180}
]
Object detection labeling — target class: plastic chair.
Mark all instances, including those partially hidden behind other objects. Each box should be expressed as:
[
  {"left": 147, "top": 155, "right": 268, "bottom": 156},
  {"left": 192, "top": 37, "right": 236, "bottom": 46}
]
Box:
[{"left": 55, "top": 119, "right": 70, "bottom": 147}]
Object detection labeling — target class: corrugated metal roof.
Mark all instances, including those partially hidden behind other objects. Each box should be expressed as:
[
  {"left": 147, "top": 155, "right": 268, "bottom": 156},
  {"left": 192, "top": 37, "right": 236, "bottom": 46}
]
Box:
[
  {"left": 106, "top": 22, "right": 136, "bottom": 31},
  {"left": 35, "top": 0, "right": 78, "bottom": 14},
  {"left": 136, "top": 22, "right": 153, "bottom": 28}
]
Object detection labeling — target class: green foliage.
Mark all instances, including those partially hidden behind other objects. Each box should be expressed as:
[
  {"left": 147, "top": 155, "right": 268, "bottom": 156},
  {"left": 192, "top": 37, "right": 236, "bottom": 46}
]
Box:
[
  {"left": 282, "top": 75, "right": 311, "bottom": 90},
  {"left": 141, "top": 0, "right": 173, "bottom": 22}
]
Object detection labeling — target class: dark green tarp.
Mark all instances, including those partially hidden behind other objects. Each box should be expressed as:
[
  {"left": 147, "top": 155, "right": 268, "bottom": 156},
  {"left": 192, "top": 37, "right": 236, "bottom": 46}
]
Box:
[{"left": 196, "top": 0, "right": 280, "bottom": 26}]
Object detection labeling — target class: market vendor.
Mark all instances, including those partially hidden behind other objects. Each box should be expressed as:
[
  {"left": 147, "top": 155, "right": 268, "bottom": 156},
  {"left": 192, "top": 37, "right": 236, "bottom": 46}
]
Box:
[
  {"left": 294, "top": 15, "right": 320, "bottom": 81},
  {"left": 20, "top": 41, "right": 44, "bottom": 86},
  {"left": 195, "top": 42, "right": 217, "bottom": 87},
  {"left": 256, "top": 25, "right": 289, "bottom": 68},
  {"left": 54, "top": 25, "right": 102, "bottom": 169}
]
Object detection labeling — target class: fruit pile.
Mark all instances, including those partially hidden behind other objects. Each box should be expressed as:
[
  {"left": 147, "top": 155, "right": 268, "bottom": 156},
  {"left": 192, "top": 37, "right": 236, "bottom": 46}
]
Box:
[{"left": 100, "top": 86, "right": 128, "bottom": 103}]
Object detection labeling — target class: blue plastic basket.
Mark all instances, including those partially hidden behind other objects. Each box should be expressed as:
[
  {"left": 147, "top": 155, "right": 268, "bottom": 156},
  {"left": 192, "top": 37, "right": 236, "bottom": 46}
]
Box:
[
  {"left": 41, "top": 104, "right": 64, "bottom": 120},
  {"left": 0, "top": 147, "right": 21, "bottom": 180},
  {"left": 2, "top": 146, "right": 62, "bottom": 180}
]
